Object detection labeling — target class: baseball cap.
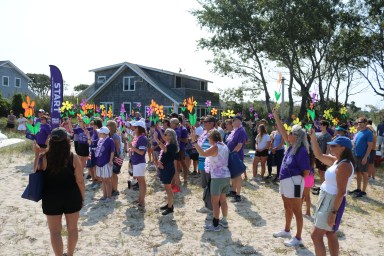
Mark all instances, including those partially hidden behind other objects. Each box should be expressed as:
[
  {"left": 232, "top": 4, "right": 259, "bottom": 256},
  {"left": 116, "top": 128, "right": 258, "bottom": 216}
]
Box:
[
  {"left": 335, "top": 125, "right": 348, "bottom": 132},
  {"left": 38, "top": 109, "right": 45, "bottom": 113},
  {"left": 51, "top": 127, "right": 68, "bottom": 141},
  {"left": 327, "top": 136, "right": 352, "bottom": 149},
  {"left": 96, "top": 126, "right": 110, "bottom": 134},
  {"left": 130, "top": 120, "right": 146, "bottom": 130},
  {"left": 233, "top": 115, "right": 243, "bottom": 122}
]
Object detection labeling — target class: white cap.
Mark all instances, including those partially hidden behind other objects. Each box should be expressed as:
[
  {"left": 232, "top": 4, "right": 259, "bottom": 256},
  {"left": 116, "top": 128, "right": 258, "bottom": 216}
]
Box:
[
  {"left": 96, "top": 126, "right": 110, "bottom": 134},
  {"left": 130, "top": 120, "right": 146, "bottom": 130}
]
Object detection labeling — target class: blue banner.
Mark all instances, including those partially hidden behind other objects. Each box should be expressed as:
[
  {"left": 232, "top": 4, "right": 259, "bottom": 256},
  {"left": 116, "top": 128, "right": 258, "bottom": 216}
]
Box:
[{"left": 49, "top": 65, "right": 63, "bottom": 129}]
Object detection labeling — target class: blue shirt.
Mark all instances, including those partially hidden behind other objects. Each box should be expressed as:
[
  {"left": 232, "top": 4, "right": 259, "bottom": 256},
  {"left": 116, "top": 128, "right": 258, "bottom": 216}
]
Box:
[
  {"left": 354, "top": 129, "right": 373, "bottom": 157},
  {"left": 273, "top": 133, "right": 284, "bottom": 150},
  {"left": 377, "top": 123, "right": 384, "bottom": 136}
]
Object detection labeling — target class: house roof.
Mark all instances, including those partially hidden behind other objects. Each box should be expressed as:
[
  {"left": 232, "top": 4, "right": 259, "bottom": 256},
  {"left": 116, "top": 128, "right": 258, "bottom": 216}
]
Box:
[
  {"left": 77, "top": 83, "right": 95, "bottom": 98},
  {"left": 87, "top": 62, "right": 184, "bottom": 105},
  {"left": 0, "top": 60, "right": 31, "bottom": 81},
  {"left": 89, "top": 62, "right": 213, "bottom": 83}
]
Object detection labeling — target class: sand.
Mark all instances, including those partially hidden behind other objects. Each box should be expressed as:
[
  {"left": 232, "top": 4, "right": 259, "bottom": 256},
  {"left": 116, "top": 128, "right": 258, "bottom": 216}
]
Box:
[{"left": 0, "top": 151, "right": 383, "bottom": 256}]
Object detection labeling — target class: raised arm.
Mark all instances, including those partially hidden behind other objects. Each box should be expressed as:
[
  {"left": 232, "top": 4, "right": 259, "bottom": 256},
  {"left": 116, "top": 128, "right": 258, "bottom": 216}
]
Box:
[
  {"left": 309, "top": 129, "right": 336, "bottom": 166},
  {"left": 272, "top": 108, "right": 288, "bottom": 144}
]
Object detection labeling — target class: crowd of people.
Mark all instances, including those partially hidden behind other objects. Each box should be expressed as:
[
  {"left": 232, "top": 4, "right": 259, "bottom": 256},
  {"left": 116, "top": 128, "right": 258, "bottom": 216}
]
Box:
[{"left": 11, "top": 107, "right": 382, "bottom": 256}]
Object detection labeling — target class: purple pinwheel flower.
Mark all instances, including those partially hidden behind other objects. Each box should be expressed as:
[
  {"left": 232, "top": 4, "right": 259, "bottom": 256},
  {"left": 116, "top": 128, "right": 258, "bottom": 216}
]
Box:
[
  {"left": 137, "top": 102, "right": 141, "bottom": 108},
  {"left": 205, "top": 100, "right": 211, "bottom": 107},
  {"left": 96, "top": 105, "right": 100, "bottom": 113},
  {"left": 146, "top": 106, "right": 152, "bottom": 116},
  {"left": 73, "top": 104, "right": 77, "bottom": 110},
  {"left": 268, "top": 113, "right": 274, "bottom": 119},
  {"left": 120, "top": 103, "right": 126, "bottom": 113},
  {"left": 254, "top": 112, "right": 258, "bottom": 118},
  {"left": 249, "top": 106, "right": 254, "bottom": 113},
  {"left": 80, "top": 98, "right": 87, "bottom": 108},
  {"left": 115, "top": 116, "right": 122, "bottom": 126},
  {"left": 311, "top": 92, "right": 318, "bottom": 104}
]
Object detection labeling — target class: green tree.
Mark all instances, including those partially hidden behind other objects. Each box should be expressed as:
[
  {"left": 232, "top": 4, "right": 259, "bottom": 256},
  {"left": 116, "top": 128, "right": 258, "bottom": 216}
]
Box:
[
  {"left": 26, "top": 73, "right": 51, "bottom": 98},
  {"left": 0, "top": 92, "right": 11, "bottom": 117},
  {"left": 11, "top": 94, "right": 24, "bottom": 116},
  {"left": 74, "top": 84, "right": 89, "bottom": 93}
]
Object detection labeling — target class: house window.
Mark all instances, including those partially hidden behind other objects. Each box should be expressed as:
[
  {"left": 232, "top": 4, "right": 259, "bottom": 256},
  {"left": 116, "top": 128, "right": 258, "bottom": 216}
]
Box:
[
  {"left": 175, "top": 76, "right": 182, "bottom": 88},
  {"left": 122, "top": 102, "right": 131, "bottom": 115},
  {"left": 100, "top": 102, "right": 114, "bottom": 114},
  {"left": 97, "top": 76, "right": 106, "bottom": 84},
  {"left": 2, "top": 76, "right": 9, "bottom": 87},
  {"left": 15, "top": 78, "right": 21, "bottom": 88},
  {"left": 123, "top": 76, "right": 135, "bottom": 91},
  {"left": 200, "top": 81, "right": 206, "bottom": 91}
]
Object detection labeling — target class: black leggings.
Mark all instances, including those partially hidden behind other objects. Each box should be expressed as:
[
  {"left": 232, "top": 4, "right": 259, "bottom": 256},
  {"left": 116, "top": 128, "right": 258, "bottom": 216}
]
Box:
[{"left": 267, "top": 149, "right": 284, "bottom": 176}]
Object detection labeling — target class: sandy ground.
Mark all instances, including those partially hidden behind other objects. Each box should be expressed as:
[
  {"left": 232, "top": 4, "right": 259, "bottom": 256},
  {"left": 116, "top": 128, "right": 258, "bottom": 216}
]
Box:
[{"left": 0, "top": 150, "right": 383, "bottom": 256}]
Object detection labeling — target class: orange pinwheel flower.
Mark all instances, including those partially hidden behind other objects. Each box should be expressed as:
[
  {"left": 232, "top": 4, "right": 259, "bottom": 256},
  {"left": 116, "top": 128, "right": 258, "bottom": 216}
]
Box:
[
  {"left": 155, "top": 105, "right": 164, "bottom": 115},
  {"left": 108, "top": 108, "right": 113, "bottom": 118},
  {"left": 101, "top": 110, "right": 106, "bottom": 117},
  {"left": 211, "top": 108, "right": 218, "bottom": 115},
  {"left": 22, "top": 95, "right": 35, "bottom": 118},
  {"left": 183, "top": 99, "right": 187, "bottom": 107},
  {"left": 150, "top": 99, "right": 157, "bottom": 110},
  {"left": 187, "top": 96, "right": 195, "bottom": 113},
  {"left": 158, "top": 112, "right": 165, "bottom": 120}
]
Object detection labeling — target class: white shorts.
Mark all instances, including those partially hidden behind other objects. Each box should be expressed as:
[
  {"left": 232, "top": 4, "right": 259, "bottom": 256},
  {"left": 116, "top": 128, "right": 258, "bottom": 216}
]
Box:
[
  {"left": 96, "top": 164, "right": 112, "bottom": 179},
  {"left": 133, "top": 163, "right": 146, "bottom": 177},
  {"left": 279, "top": 175, "right": 304, "bottom": 198}
]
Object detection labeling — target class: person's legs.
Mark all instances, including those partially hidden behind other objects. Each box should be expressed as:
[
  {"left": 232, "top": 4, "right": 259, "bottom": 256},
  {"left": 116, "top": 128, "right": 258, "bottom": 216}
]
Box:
[
  {"left": 211, "top": 195, "right": 220, "bottom": 220},
  {"left": 80, "top": 156, "right": 88, "bottom": 172},
  {"left": 290, "top": 198, "right": 304, "bottom": 239},
  {"left": 319, "top": 170, "right": 325, "bottom": 184},
  {"left": 219, "top": 193, "right": 228, "bottom": 218},
  {"left": 89, "top": 166, "right": 96, "bottom": 181},
  {"left": 193, "top": 160, "right": 198, "bottom": 173},
  {"left": 260, "top": 156, "right": 268, "bottom": 178},
  {"left": 64, "top": 212, "right": 80, "bottom": 256},
  {"left": 252, "top": 157, "right": 260, "bottom": 178},
  {"left": 46, "top": 215, "right": 64, "bottom": 256},
  {"left": 267, "top": 153, "right": 273, "bottom": 176},
  {"left": 137, "top": 176, "right": 146, "bottom": 205},
  {"left": 326, "top": 231, "right": 339, "bottom": 256},
  {"left": 173, "top": 160, "right": 180, "bottom": 186},
  {"left": 282, "top": 196, "right": 293, "bottom": 232},
  {"left": 233, "top": 176, "right": 242, "bottom": 196},
  {"left": 362, "top": 172, "right": 369, "bottom": 192},
  {"left": 311, "top": 227, "right": 327, "bottom": 256},
  {"left": 112, "top": 173, "right": 118, "bottom": 192},
  {"left": 180, "top": 159, "right": 189, "bottom": 183},
  {"left": 303, "top": 187, "right": 311, "bottom": 216},
  {"left": 356, "top": 172, "right": 362, "bottom": 190},
  {"left": 185, "top": 156, "right": 191, "bottom": 170},
  {"left": 164, "top": 184, "right": 173, "bottom": 207},
  {"left": 105, "top": 177, "right": 112, "bottom": 198}
]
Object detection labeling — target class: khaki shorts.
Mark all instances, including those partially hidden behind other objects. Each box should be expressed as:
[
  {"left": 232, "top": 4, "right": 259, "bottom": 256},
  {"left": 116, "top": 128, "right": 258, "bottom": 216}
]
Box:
[
  {"left": 279, "top": 175, "right": 304, "bottom": 198},
  {"left": 210, "top": 177, "right": 230, "bottom": 196}
]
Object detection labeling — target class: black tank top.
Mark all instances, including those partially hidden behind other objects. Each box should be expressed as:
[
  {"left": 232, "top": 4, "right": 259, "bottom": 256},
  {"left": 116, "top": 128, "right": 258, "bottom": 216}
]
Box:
[{"left": 42, "top": 154, "right": 81, "bottom": 199}]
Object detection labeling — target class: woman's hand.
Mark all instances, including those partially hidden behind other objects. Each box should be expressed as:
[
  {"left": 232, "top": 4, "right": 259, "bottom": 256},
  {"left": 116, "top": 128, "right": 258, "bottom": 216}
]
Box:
[
  {"left": 309, "top": 127, "right": 316, "bottom": 140},
  {"left": 328, "top": 212, "right": 336, "bottom": 228},
  {"left": 272, "top": 108, "right": 279, "bottom": 119},
  {"left": 127, "top": 142, "right": 133, "bottom": 149},
  {"left": 153, "top": 131, "right": 159, "bottom": 141},
  {"left": 158, "top": 161, "right": 164, "bottom": 169},
  {"left": 190, "top": 127, "right": 197, "bottom": 141}
]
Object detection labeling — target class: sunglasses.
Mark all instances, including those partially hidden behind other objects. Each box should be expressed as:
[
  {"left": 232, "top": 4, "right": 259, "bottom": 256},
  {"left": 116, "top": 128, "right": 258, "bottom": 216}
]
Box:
[{"left": 357, "top": 121, "right": 366, "bottom": 124}]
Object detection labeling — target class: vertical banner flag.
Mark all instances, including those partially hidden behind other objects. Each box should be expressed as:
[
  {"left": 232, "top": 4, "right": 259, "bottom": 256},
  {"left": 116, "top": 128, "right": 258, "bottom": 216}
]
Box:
[{"left": 49, "top": 65, "right": 63, "bottom": 129}]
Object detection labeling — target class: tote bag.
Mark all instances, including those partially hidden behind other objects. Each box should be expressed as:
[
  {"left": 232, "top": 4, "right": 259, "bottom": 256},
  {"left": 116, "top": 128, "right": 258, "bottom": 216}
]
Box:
[
  {"left": 21, "top": 171, "right": 44, "bottom": 202},
  {"left": 228, "top": 151, "right": 246, "bottom": 178}
]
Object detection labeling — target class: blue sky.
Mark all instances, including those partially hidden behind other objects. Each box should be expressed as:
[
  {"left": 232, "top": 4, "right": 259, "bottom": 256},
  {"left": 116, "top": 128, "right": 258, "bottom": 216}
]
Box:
[{"left": 0, "top": 0, "right": 382, "bottom": 110}]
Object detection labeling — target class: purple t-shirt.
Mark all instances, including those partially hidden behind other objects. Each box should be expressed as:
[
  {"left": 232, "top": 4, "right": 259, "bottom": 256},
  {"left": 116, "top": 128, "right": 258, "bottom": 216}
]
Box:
[
  {"left": 131, "top": 135, "right": 148, "bottom": 165},
  {"left": 151, "top": 129, "right": 163, "bottom": 152},
  {"left": 226, "top": 127, "right": 248, "bottom": 160},
  {"left": 179, "top": 126, "right": 188, "bottom": 151},
  {"left": 95, "top": 137, "right": 115, "bottom": 167},
  {"left": 73, "top": 127, "right": 92, "bottom": 144},
  {"left": 35, "top": 123, "right": 51, "bottom": 145},
  {"left": 279, "top": 146, "right": 310, "bottom": 180}
]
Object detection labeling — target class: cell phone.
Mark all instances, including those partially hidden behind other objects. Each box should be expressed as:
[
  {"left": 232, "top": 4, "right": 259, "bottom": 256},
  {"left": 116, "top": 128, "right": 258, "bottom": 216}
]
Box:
[{"left": 294, "top": 184, "right": 301, "bottom": 198}]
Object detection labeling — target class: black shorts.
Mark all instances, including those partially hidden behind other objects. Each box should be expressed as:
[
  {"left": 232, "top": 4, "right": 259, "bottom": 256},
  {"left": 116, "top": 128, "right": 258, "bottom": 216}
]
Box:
[
  {"left": 42, "top": 194, "right": 82, "bottom": 215},
  {"left": 368, "top": 150, "right": 376, "bottom": 164},
  {"left": 76, "top": 143, "right": 89, "bottom": 157},
  {"left": 38, "top": 144, "right": 48, "bottom": 149},
  {"left": 6, "top": 123, "right": 15, "bottom": 129},
  {"left": 175, "top": 149, "right": 186, "bottom": 161},
  {"left": 316, "top": 159, "right": 328, "bottom": 171},
  {"left": 190, "top": 153, "right": 199, "bottom": 161},
  {"left": 159, "top": 162, "right": 176, "bottom": 185},
  {"left": 256, "top": 149, "right": 269, "bottom": 157},
  {"left": 74, "top": 141, "right": 79, "bottom": 154}
]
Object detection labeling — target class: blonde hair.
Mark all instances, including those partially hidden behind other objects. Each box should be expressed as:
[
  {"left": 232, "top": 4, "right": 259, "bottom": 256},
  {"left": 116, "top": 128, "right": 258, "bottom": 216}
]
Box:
[
  {"left": 107, "top": 120, "right": 117, "bottom": 135},
  {"left": 164, "top": 128, "right": 179, "bottom": 153},
  {"left": 290, "top": 125, "right": 309, "bottom": 155}
]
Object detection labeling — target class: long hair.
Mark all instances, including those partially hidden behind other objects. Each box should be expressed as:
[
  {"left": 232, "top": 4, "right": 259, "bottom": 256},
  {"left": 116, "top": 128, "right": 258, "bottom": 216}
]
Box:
[
  {"left": 307, "top": 134, "right": 316, "bottom": 168},
  {"left": 337, "top": 147, "right": 356, "bottom": 167},
  {"left": 107, "top": 120, "right": 117, "bottom": 135},
  {"left": 46, "top": 138, "right": 71, "bottom": 174},
  {"left": 290, "top": 125, "right": 309, "bottom": 155},
  {"left": 257, "top": 124, "right": 267, "bottom": 142},
  {"left": 165, "top": 128, "right": 179, "bottom": 153}
]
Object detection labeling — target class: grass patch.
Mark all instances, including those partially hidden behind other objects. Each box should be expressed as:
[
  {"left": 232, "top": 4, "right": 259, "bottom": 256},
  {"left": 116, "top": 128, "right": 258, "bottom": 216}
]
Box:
[{"left": 0, "top": 139, "right": 32, "bottom": 155}]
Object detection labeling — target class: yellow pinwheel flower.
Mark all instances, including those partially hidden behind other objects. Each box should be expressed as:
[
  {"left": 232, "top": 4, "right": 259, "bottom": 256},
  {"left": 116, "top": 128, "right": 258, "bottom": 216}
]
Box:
[
  {"left": 60, "top": 106, "right": 66, "bottom": 113},
  {"left": 323, "top": 109, "right": 333, "bottom": 120},
  {"left": 62, "top": 101, "right": 73, "bottom": 111},
  {"left": 349, "top": 126, "right": 357, "bottom": 134},
  {"left": 284, "top": 123, "right": 292, "bottom": 133},
  {"left": 223, "top": 109, "right": 235, "bottom": 117},
  {"left": 100, "top": 104, "right": 105, "bottom": 111},
  {"left": 332, "top": 118, "right": 339, "bottom": 126},
  {"left": 193, "top": 100, "right": 197, "bottom": 107},
  {"left": 293, "top": 118, "right": 301, "bottom": 126},
  {"left": 339, "top": 107, "right": 347, "bottom": 115}
]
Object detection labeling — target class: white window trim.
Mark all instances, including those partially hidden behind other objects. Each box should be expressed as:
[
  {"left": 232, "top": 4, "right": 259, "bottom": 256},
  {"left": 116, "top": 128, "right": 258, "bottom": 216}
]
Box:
[
  {"left": 122, "top": 102, "right": 132, "bottom": 115},
  {"left": 15, "top": 77, "right": 21, "bottom": 88},
  {"left": 100, "top": 102, "right": 114, "bottom": 114},
  {"left": 97, "top": 76, "right": 106, "bottom": 84},
  {"left": 123, "top": 76, "right": 136, "bottom": 91},
  {"left": 2, "top": 76, "right": 9, "bottom": 87}
]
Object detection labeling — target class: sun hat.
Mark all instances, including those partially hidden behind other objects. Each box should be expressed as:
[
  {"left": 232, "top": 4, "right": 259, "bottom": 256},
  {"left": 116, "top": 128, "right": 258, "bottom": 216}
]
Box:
[
  {"left": 327, "top": 136, "right": 352, "bottom": 149},
  {"left": 38, "top": 109, "right": 45, "bottom": 113},
  {"left": 96, "top": 126, "right": 110, "bottom": 134},
  {"left": 51, "top": 127, "right": 68, "bottom": 141}
]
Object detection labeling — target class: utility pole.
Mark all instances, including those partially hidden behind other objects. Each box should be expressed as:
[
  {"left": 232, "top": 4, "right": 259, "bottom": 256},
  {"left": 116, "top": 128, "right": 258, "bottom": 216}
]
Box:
[{"left": 281, "top": 76, "right": 285, "bottom": 120}]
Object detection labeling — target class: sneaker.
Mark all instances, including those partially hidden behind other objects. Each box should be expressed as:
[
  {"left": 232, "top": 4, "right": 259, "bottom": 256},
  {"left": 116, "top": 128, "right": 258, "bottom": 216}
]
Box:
[
  {"left": 273, "top": 230, "right": 292, "bottom": 238},
  {"left": 196, "top": 207, "right": 212, "bottom": 214},
  {"left": 162, "top": 206, "right": 174, "bottom": 215},
  {"left": 226, "top": 191, "right": 236, "bottom": 198},
  {"left": 284, "top": 237, "right": 303, "bottom": 247},
  {"left": 105, "top": 198, "right": 112, "bottom": 202},
  {"left": 311, "top": 190, "right": 320, "bottom": 195},
  {"left": 99, "top": 197, "right": 107, "bottom": 201},
  {"left": 205, "top": 213, "right": 213, "bottom": 221},
  {"left": 354, "top": 191, "right": 367, "bottom": 198},
  {"left": 204, "top": 224, "right": 222, "bottom": 232},
  {"left": 231, "top": 195, "right": 242, "bottom": 203},
  {"left": 160, "top": 204, "right": 169, "bottom": 211},
  {"left": 348, "top": 189, "right": 361, "bottom": 195},
  {"left": 111, "top": 190, "right": 120, "bottom": 196},
  {"left": 86, "top": 174, "right": 92, "bottom": 180},
  {"left": 219, "top": 219, "right": 229, "bottom": 228}
]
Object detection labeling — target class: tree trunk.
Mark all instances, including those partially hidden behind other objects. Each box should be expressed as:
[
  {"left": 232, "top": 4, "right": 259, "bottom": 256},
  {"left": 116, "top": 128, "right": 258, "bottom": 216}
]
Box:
[{"left": 288, "top": 74, "right": 294, "bottom": 122}]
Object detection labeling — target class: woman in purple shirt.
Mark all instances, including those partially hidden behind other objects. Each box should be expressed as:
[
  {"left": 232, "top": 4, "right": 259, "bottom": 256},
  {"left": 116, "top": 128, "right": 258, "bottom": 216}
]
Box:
[
  {"left": 73, "top": 118, "right": 92, "bottom": 171},
  {"left": 128, "top": 120, "right": 148, "bottom": 208},
  {"left": 272, "top": 108, "right": 310, "bottom": 247},
  {"left": 226, "top": 116, "right": 248, "bottom": 202},
  {"left": 34, "top": 115, "right": 51, "bottom": 171}
]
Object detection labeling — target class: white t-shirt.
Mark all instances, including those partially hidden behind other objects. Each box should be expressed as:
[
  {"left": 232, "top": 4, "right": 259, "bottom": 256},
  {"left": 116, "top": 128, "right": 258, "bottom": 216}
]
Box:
[
  {"left": 256, "top": 134, "right": 271, "bottom": 150},
  {"left": 195, "top": 126, "right": 204, "bottom": 136},
  {"left": 17, "top": 117, "right": 27, "bottom": 130}
]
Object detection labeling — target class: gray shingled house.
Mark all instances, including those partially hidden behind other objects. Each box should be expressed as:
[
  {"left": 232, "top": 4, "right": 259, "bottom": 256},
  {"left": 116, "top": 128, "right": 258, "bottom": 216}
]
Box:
[
  {"left": 0, "top": 60, "right": 34, "bottom": 99},
  {"left": 82, "top": 62, "right": 221, "bottom": 117}
]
